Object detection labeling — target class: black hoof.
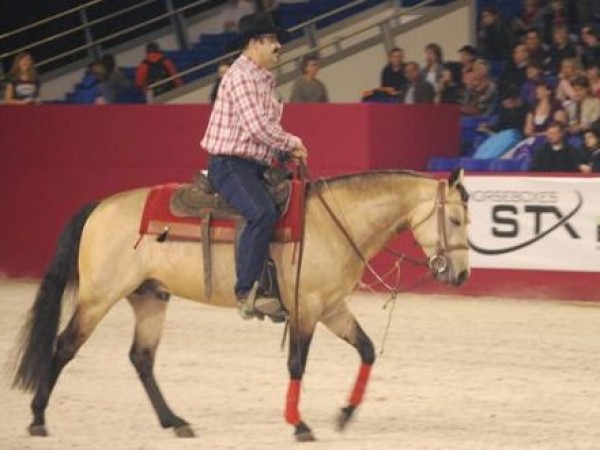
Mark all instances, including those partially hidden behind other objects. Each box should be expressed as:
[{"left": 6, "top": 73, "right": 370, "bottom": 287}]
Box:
[
  {"left": 28, "top": 424, "right": 48, "bottom": 437},
  {"left": 294, "top": 421, "right": 316, "bottom": 442},
  {"left": 336, "top": 405, "right": 355, "bottom": 431},
  {"left": 174, "top": 424, "right": 195, "bottom": 438}
]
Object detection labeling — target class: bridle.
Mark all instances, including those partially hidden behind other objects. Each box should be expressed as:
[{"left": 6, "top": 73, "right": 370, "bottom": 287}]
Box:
[
  {"left": 315, "top": 177, "right": 469, "bottom": 286},
  {"left": 408, "top": 179, "right": 470, "bottom": 275}
]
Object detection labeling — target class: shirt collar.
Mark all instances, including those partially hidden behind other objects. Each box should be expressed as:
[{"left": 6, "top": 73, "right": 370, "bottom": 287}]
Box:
[{"left": 239, "top": 54, "right": 276, "bottom": 86}]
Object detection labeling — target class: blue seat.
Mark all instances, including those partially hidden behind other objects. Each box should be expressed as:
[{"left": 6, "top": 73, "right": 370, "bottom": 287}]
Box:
[
  {"left": 489, "top": 158, "right": 530, "bottom": 172},
  {"left": 459, "top": 157, "right": 492, "bottom": 171},
  {"left": 427, "top": 157, "right": 462, "bottom": 171}
]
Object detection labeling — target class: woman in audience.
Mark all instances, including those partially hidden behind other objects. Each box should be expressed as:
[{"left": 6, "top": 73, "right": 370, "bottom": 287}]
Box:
[
  {"left": 3, "top": 52, "right": 41, "bottom": 105},
  {"left": 421, "top": 43, "right": 444, "bottom": 99},
  {"left": 555, "top": 57, "right": 581, "bottom": 104}
]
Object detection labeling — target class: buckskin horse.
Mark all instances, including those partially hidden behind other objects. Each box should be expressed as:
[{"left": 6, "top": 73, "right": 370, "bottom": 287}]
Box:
[{"left": 11, "top": 168, "right": 469, "bottom": 441}]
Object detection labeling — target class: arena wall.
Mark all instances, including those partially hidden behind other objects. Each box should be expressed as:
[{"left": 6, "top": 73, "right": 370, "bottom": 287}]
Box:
[{"left": 1, "top": 104, "right": 597, "bottom": 301}]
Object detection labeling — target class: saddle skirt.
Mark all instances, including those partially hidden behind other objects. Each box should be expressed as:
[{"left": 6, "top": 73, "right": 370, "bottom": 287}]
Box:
[{"left": 138, "top": 178, "right": 306, "bottom": 244}]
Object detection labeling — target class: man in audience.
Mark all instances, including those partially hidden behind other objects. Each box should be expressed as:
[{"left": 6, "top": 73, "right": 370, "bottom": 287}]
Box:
[
  {"left": 380, "top": 47, "right": 407, "bottom": 95},
  {"left": 477, "top": 6, "right": 514, "bottom": 61},
  {"left": 289, "top": 54, "right": 329, "bottom": 102},
  {"left": 135, "top": 42, "right": 182, "bottom": 97},
  {"left": 498, "top": 43, "right": 529, "bottom": 94},
  {"left": 530, "top": 121, "right": 578, "bottom": 171},
  {"left": 458, "top": 45, "right": 478, "bottom": 87},
  {"left": 400, "top": 61, "right": 434, "bottom": 104},
  {"left": 580, "top": 24, "right": 600, "bottom": 69},
  {"left": 461, "top": 59, "right": 498, "bottom": 116},
  {"left": 523, "top": 28, "right": 550, "bottom": 71},
  {"left": 547, "top": 24, "right": 577, "bottom": 74},
  {"left": 565, "top": 75, "right": 600, "bottom": 137}
]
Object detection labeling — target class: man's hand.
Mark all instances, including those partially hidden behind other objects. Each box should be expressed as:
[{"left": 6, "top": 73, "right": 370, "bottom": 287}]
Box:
[{"left": 291, "top": 143, "right": 308, "bottom": 164}]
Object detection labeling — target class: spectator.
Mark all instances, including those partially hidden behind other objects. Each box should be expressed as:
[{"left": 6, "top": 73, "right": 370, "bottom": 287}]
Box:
[
  {"left": 565, "top": 75, "right": 600, "bottom": 137},
  {"left": 84, "top": 59, "right": 109, "bottom": 104},
  {"left": 530, "top": 121, "right": 578, "bottom": 171},
  {"left": 523, "top": 80, "right": 566, "bottom": 139},
  {"left": 580, "top": 24, "right": 600, "bottom": 70},
  {"left": 458, "top": 44, "right": 478, "bottom": 87},
  {"left": 210, "top": 59, "right": 232, "bottom": 103},
  {"left": 555, "top": 57, "right": 581, "bottom": 104},
  {"left": 585, "top": 62, "right": 600, "bottom": 98},
  {"left": 401, "top": 61, "right": 434, "bottom": 104},
  {"left": 520, "top": 62, "right": 545, "bottom": 108},
  {"left": 477, "top": 6, "right": 514, "bottom": 61},
  {"left": 220, "top": 0, "right": 255, "bottom": 32},
  {"left": 380, "top": 47, "right": 407, "bottom": 95},
  {"left": 100, "top": 53, "right": 135, "bottom": 103},
  {"left": 574, "top": 1, "right": 600, "bottom": 30},
  {"left": 439, "top": 61, "right": 464, "bottom": 104},
  {"left": 461, "top": 59, "right": 497, "bottom": 116},
  {"left": 537, "top": 0, "right": 572, "bottom": 44},
  {"left": 472, "top": 87, "right": 528, "bottom": 159},
  {"left": 421, "top": 43, "right": 444, "bottom": 98},
  {"left": 3, "top": 52, "right": 41, "bottom": 105},
  {"left": 579, "top": 128, "right": 600, "bottom": 172},
  {"left": 523, "top": 28, "right": 550, "bottom": 71},
  {"left": 497, "top": 44, "right": 529, "bottom": 94},
  {"left": 135, "top": 42, "right": 182, "bottom": 97},
  {"left": 547, "top": 24, "right": 577, "bottom": 75},
  {"left": 512, "top": 0, "right": 544, "bottom": 37},
  {"left": 289, "top": 54, "right": 329, "bottom": 103}
]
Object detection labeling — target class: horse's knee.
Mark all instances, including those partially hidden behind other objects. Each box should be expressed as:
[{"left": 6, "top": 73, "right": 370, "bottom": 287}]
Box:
[{"left": 129, "top": 348, "right": 154, "bottom": 380}]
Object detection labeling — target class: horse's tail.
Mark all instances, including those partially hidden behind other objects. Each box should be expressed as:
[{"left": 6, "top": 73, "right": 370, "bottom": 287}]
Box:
[{"left": 11, "top": 202, "right": 99, "bottom": 393}]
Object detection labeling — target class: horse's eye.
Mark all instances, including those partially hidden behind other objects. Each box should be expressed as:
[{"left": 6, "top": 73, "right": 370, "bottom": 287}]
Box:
[{"left": 450, "top": 217, "right": 461, "bottom": 226}]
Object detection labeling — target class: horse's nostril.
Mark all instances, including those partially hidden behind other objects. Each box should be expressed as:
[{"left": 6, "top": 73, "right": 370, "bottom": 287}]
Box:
[{"left": 455, "top": 270, "right": 468, "bottom": 286}]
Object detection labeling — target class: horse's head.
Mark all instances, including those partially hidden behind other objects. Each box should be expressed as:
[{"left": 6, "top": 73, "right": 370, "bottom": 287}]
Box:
[{"left": 410, "top": 168, "right": 470, "bottom": 286}]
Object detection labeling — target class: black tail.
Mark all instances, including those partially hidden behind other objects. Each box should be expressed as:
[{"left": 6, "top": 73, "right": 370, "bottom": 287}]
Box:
[{"left": 11, "top": 202, "right": 99, "bottom": 392}]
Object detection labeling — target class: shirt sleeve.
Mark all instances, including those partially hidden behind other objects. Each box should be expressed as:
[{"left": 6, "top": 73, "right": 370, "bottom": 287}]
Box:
[{"left": 230, "top": 71, "right": 299, "bottom": 152}]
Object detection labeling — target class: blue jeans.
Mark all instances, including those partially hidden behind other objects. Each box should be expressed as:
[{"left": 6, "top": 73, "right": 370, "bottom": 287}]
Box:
[{"left": 207, "top": 156, "right": 279, "bottom": 296}]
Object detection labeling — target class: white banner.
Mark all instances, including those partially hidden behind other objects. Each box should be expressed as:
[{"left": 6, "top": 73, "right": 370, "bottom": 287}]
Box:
[{"left": 464, "top": 176, "right": 600, "bottom": 273}]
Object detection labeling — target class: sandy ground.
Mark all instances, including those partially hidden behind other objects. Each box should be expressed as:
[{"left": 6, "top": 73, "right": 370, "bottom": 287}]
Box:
[{"left": 1, "top": 280, "right": 599, "bottom": 450}]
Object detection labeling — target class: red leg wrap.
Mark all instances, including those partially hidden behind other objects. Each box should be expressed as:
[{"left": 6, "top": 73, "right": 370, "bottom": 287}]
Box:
[
  {"left": 349, "top": 363, "right": 372, "bottom": 407},
  {"left": 284, "top": 379, "right": 302, "bottom": 425}
]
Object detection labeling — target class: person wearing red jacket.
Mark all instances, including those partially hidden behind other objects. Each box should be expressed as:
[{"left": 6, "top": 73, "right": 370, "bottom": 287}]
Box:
[{"left": 135, "top": 42, "right": 182, "bottom": 97}]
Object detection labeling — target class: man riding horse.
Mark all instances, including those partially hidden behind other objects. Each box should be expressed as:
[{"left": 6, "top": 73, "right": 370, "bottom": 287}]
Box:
[{"left": 201, "top": 12, "right": 308, "bottom": 321}]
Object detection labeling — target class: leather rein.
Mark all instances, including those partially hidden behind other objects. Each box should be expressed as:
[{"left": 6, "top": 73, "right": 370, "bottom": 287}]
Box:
[{"left": 314, "top": 177, "right": 469, "bottom": 290}]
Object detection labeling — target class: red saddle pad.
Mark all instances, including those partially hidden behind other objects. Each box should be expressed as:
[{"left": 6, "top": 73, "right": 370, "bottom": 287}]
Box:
[{"left": 139, "top": 179, "right": 306, "bottom": 243}]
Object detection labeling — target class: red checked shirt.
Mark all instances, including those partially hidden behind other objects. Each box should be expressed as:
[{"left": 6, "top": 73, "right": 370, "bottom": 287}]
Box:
[{"left": 201, "top": 54, "right": 300, "bottom": 164}]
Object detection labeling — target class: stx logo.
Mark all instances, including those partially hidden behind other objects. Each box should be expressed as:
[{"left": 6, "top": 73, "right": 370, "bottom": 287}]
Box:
[{"left": 470, "top": 191, "right": 583, "bottom": 255}]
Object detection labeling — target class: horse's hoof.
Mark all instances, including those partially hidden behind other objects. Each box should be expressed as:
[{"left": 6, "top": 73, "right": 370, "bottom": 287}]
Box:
[
  {"left": 174, "top": 424, "right": 195, "bottom": 438},
  {"left": 28, "top": 424, "right": 48, "bottom": 437},
  {"left": 336, "top": 405, "right": 355, "bottom": 431},
  {"left": 294, "top": 421, "right": 316, "bottom": 442}
]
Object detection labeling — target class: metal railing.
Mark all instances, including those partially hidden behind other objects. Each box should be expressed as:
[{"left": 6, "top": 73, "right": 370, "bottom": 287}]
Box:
[
  {"left": 148, "top": 0, "right": 465, "bottom": 101},
  {"left": 0, "top": 0, "right": 215, "bottom": 77}
]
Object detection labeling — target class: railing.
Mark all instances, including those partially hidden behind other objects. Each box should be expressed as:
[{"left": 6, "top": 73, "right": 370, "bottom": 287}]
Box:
[
  {"left": 147, "top": 0, "right": 466, "bottom": 101},
  {"left": 0, "top": 0, "right": 215, "bottom": 79}
]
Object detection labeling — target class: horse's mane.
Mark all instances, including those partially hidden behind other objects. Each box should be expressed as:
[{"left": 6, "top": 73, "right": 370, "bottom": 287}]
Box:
[{"left": 310, "top": 169, "right": 435, "bottom": 192}]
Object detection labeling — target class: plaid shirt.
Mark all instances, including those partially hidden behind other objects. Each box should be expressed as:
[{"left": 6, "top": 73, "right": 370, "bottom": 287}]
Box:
[{"left": 201, "top": 54, "right": 300, "bottom": 164}]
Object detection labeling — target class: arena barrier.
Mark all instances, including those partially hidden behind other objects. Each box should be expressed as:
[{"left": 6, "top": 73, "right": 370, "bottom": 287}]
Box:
[{"left": 1, "top": 104, "right": 596, "bottom": 301}]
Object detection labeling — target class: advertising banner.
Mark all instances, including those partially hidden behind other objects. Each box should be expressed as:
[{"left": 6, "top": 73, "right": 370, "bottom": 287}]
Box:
[{"left": 464, "top": 176, "right": 600, "bottom": 273}]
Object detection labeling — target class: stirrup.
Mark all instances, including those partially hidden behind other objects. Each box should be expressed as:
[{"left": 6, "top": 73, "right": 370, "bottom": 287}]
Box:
[{"left": 237, "top": 282, "right": 287, "bottom": 322}]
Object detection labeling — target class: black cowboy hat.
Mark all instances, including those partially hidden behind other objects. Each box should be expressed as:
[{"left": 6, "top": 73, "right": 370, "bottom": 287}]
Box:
[{"left": 226, "top": 12, "right": 290, "bottom": 51}]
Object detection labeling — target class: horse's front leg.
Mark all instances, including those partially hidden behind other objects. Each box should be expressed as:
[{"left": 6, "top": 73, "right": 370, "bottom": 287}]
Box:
[
  {"left": 284, "top": 318, "right": 317, "bottom": 442},
  {"left": 320, "top": 301, "right": 375, "bottom": 431}
]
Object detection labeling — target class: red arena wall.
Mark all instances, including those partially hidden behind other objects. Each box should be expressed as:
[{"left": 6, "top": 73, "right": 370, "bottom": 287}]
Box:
[{"left": 1, "top": 104, "right": 597, "bottom": 301}]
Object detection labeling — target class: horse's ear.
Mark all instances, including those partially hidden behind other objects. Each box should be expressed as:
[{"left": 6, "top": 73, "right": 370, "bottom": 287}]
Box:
[{"left": 448, "top": 167, "right": 464, "bottom": 188}]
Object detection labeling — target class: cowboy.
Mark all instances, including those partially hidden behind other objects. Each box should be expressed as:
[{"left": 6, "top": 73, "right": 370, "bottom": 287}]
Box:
[{"left": 201, "top": 12, "right": 308, "bottom": 321}]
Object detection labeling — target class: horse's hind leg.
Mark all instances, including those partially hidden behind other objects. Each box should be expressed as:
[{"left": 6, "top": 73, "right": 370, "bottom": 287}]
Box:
[
  {"left": 127, "top": 283, "right": 194, "bottom": 438},
  {"left": 29, "top": 300, "right": 115, "bottom": 436},
  {"left": 320, "top": 301, "right": 375, "bottom": 431}
]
